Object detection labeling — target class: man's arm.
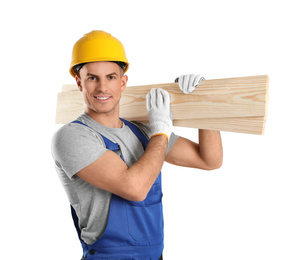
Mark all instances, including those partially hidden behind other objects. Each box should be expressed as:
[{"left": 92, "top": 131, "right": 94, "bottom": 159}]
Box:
[
  {"left": 165, "top": 129, "right": 223, "bottom": 170},
  {"left": 165, "top": 74, "right": 223, "bottom": 170},
  {"left": 77, "top": 135, "right": 167, "bottom": 202},
  {"left": 77, "top": 88, "right": 172, "bottom": 202}
]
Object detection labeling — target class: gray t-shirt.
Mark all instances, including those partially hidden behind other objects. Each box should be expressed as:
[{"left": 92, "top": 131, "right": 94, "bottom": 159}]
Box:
[{"left": 51, "top": 113, "right": 178, "bottom": 245}]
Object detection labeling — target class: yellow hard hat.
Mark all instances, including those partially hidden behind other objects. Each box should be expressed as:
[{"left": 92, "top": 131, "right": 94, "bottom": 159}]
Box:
[{"left": 69, "top": 30, "right": 129, "bottom": 77}]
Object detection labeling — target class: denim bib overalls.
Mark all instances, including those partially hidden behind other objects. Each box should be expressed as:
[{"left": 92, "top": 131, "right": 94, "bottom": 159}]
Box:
[{"left": 71, "top": 119, "right": 164, "bottom": 260}]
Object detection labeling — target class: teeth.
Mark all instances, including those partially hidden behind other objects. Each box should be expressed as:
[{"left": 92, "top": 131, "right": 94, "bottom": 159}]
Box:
[{"left": 96, "top": 96, "right": 110, "bottom": 100}]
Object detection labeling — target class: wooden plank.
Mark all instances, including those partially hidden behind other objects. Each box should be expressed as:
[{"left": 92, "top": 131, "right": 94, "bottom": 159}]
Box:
[
  {"left": 132, "top": 116, "right": 265, "bottom": 135},
  {"left": 61, "top": 84, "right": 78, "bottom": 92},
  {"left": 55, "top": 75, "right": 269, "bottom": 135},
  {"left": 174, "top": 116, "right": 266, "bottom": 135}
]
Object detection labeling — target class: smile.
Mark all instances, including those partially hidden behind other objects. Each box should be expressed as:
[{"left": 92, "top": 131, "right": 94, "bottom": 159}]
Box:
[
  {"left": 94, "top": 94, "right": 112, "bottom": 102},
  {"left": 96, "top": 96, "right": 110, "bottom": 100}
]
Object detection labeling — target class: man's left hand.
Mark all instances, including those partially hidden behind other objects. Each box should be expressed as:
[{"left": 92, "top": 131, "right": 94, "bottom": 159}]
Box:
[{"left": 175, "top": 74, "right": 205, "bottom": 94}]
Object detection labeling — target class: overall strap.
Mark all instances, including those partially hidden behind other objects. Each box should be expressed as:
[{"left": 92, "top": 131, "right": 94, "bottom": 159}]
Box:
[
  {"left": 70, "top": 120, "right": 125, "bottom": 241},
  {"left": 72, "top": 119, "right": 149, "bottom": 150},
  {"left": 120, "top": 118, "right": 149, "bottom": 149},
  {"left": 70, "top": 119, "right": 150, "bottom": 242},
  {"left": 71, "top": 120, "right": 120, "bottom": 152}
]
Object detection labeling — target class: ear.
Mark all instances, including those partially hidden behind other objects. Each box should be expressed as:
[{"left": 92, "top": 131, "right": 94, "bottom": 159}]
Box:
[
  {"left": 75, "top": 75, "right": 83, "bottom": 92},
  {"left": 121, "top": 75, "right": 128, "bottom": 92}
]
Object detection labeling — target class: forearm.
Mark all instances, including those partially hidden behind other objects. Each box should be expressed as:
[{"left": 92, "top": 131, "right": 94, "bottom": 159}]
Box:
[
  {"left": 125, "top": 135, "right": 167, "bottom": 201},
  {"left": 198, "top": 129, "right": 223, "bottom": 169},
  {"left": 76, "top": 135, "right": 167, "bottom": 202}
]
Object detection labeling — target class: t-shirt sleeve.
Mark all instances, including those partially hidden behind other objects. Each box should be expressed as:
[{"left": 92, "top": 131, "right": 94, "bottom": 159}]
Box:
[{"left": 51, "top": 123, "right": 107, "bottom": 180}]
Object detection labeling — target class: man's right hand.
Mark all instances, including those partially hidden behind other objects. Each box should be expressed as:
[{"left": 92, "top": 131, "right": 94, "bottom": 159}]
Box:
[{"left": 146, "top": 88, "right": 173, "bottom": 141}]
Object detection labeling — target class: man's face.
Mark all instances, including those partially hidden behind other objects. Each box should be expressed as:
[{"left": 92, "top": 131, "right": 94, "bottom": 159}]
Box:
[{"left": 76, "top": 61, "right": 128, "bottom": 118}]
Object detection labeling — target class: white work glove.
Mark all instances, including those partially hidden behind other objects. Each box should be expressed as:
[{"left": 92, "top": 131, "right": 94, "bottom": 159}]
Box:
[
  {"left": 175, "top": 74, "right": 205, "bottom": 94},
  {"left": 146, "top": 88, "right": 173, "bottom": 141}
]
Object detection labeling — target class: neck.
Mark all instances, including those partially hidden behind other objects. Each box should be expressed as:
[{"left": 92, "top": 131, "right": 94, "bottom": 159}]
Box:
[{"left": 86, "top": 110, "right": 123, "bottom": 128}]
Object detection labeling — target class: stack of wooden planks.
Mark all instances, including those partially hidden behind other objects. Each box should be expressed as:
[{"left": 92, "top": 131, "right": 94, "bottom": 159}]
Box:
[{"left": 56, "top": 75, "right": 269, "bottom": 135}]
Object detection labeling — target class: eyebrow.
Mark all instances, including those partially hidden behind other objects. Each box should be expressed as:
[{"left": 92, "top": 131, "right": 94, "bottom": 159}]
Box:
[
  {"left": 86, "top": 72, "right": 119, "bottom": 77},
  {"left": 106, "top": 72, "right": 119, "bottom": 77},
  {"left": 86, "top": 73, "right": 98, "bottom": 77}
]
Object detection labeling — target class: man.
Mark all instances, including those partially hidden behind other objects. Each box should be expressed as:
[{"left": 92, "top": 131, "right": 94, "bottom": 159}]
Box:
[{"left": 52, "top": 30, "right": 223, "bottom": 260}]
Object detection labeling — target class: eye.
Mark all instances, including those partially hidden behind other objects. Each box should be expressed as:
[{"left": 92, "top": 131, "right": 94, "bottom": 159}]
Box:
[
  {"left": 108, "top": 75, "right": 116, "bottom": 80},
  {"left": 88, "top": 76, "right": 96, "bottom": 81}
]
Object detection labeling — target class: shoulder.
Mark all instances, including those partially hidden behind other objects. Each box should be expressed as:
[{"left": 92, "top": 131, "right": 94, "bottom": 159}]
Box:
[
  {"left": 52, "top": 121, "right": 102, "bottom": 145},
  {"left": 51, "top": 122, "right": 107, "bottom": 178},
  {"left": 51, "top": 121, "right": 105, "bottom": 160}
]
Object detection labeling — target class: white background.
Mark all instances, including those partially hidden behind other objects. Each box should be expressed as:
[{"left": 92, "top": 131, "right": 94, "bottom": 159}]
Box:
[{"left": 1, "top": 0, "right": 301, "bottom": 259}]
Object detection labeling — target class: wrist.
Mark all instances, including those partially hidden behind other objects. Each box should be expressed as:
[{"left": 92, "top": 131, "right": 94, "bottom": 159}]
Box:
[{"left": 150, "top": 133, "right": 169, "bottom": 143}]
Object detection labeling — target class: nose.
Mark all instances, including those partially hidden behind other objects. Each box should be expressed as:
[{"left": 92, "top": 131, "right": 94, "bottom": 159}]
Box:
[{"left": 95, "top": 78, "right": 108, "bottom": 92}]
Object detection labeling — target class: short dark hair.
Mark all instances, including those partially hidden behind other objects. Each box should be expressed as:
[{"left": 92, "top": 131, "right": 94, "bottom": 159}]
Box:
[
  {"left": 73, "top": 63, "right": 87, "bottom": 75},
  {"left": 73, "top": 61, "right": 126, "bottom": 76}
]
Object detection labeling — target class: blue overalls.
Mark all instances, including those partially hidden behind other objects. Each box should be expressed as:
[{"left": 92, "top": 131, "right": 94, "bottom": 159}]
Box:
[{"left": 71, "top": 119, "right": 164, "bottom": 260}]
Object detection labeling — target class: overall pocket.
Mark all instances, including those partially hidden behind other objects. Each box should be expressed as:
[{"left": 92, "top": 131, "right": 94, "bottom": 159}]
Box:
[{"left": 126, "top": 180, "right": 163, "bottom": 242}]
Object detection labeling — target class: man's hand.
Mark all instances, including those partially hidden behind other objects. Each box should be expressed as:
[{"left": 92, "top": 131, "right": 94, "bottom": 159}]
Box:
[
  {"left": 176, "top": 74, "right": 205, "bottom": 94},
  {"left": 146, "top": 88, "right": 173, "bottom": 141}
]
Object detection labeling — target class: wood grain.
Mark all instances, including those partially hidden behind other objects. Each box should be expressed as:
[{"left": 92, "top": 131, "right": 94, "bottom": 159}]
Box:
[{"left": 56, "top": 75, "right": 269, "bottom": 135}]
